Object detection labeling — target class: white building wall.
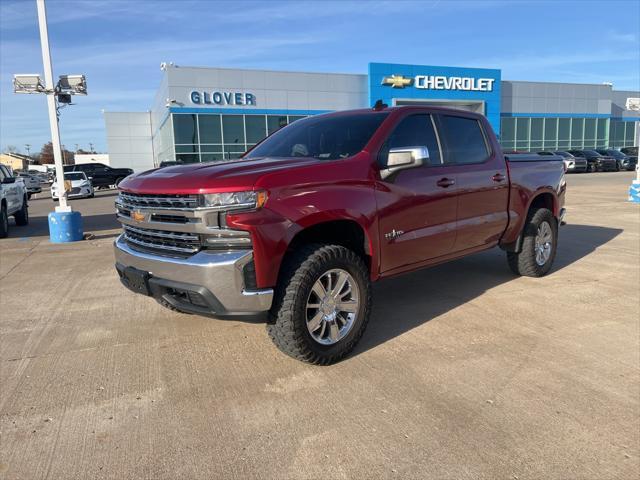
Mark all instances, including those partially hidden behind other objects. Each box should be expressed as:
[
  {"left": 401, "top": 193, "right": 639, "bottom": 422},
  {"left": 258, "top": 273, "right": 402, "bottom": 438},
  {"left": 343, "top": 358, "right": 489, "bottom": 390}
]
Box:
[
  {"left": 164, "top": 66, "right": 368, "bottom": 112},
  {"left": 104, "top": 112, "right": 154, "bottom": 172}
]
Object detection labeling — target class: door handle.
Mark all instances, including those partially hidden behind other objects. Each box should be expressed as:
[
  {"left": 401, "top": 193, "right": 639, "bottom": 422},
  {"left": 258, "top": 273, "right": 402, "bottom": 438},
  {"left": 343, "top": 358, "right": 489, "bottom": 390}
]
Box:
[
  {"left": 492, "top": 173, "right": 506, "bottom": 182},
  {"left": 436, "top": 177, "right": 455, "bottom": 188}
]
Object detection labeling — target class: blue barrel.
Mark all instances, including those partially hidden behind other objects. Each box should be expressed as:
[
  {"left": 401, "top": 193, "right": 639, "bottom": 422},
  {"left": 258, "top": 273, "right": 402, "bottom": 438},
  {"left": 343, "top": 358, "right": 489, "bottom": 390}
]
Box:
[
  {"left": 630, "top": 180, "right": 640, "bottom": 204},
  {"left": 48, "top": 211, "right": 84, "bottom": 243}
]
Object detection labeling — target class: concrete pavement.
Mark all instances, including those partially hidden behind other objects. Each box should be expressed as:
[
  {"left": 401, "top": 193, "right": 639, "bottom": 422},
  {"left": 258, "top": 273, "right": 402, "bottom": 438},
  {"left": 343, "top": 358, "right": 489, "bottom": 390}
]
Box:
[{"left": 1, "top": 173, "right": 638, "bottom": 479}]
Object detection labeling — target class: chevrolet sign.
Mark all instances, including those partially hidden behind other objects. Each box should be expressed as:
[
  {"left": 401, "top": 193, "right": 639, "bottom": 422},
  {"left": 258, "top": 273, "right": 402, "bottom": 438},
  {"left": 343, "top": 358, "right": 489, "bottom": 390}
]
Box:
[{"left": 381, "top": 74, "right": 495, "bottom": 92}]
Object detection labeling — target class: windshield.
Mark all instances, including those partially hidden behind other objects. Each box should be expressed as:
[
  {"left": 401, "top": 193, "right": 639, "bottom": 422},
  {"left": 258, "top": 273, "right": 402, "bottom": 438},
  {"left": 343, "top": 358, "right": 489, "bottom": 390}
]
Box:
[
  {"left": 554, "top": 151, "right": 572, "bottom": 158},
  {"left": 604, "top": 150, "right": 625, "bottom": 159},
  {"left": 245, "top": 112, "right": 389, "bottom": 160},
  {"left": 582, "top": 150, "right": 601, "bottom": 156},
  {"left": 64, "top": 172, "right": 86, "bottom": 181}
]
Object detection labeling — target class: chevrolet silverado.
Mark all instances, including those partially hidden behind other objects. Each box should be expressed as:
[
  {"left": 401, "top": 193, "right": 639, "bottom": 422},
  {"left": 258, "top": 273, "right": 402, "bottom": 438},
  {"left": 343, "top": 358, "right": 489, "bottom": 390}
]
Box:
[{"left": 114, "top": 106, "right": 566, "bottom": 364}]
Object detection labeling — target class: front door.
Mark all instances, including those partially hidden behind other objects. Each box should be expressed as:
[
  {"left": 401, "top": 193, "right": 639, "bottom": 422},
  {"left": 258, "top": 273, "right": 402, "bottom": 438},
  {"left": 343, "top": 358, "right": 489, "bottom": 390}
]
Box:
[{"left": 376, "top": 114, "right": 459, "bottom": 273}]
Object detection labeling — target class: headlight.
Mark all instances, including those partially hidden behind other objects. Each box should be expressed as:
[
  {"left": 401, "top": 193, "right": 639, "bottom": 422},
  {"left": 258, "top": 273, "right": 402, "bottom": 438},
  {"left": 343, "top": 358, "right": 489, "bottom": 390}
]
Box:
[{"left": 201, "top": 190, "right": 267, "bottom": 210}]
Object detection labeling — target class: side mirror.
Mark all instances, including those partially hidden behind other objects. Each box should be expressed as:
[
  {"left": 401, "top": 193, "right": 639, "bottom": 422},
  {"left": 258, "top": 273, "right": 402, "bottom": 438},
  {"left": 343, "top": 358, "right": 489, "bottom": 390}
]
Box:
[
  {"left": 2, "top": 177, "right": 16, "bottom": 184},
  {"left": 87, "top": 176, "right": 93, "bottom": 180},
  {"left": 380, "top": 146, "right": 429, "bottom": 180}
]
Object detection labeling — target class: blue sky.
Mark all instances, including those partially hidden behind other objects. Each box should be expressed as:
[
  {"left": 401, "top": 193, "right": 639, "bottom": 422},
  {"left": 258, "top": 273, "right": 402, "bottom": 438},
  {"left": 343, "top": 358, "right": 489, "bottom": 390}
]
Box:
[{"left": 1, "top": 0, "right": 639, "bottom": 154}]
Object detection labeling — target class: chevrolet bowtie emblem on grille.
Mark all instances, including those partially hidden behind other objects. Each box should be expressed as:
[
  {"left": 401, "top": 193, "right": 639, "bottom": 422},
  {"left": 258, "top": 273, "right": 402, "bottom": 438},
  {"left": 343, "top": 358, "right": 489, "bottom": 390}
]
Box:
[
  {"left": 381, "top": 75, "right": 413, "bottom": 89},
  {"left": 131, "top": 210, "right": 147, "bottom": 223}
]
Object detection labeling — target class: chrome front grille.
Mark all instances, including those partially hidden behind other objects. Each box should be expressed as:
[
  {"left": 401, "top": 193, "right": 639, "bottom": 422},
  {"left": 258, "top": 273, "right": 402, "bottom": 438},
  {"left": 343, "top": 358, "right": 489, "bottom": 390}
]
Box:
[
  {"left": 123, "top": 225, "right": 201, "bottom": 256},
  {"left": 119, "top": 192, "right": 199, "bottom": 210},
  {"left": 117, "top": 191, "right": 253, "bottom": 258}
]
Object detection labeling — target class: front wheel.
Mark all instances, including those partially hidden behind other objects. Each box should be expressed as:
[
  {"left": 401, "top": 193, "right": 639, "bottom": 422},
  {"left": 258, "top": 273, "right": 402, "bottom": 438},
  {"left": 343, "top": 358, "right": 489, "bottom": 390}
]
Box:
[
  {"left": 267, "top": 244, "right": 371, "bottom": 365},
  {"left": 14, "top": 197, "right": 28, "bottom": 226},
  {"left": 589, "top": 163, "right": 597, "bottom": 173},
  {"left": 507, "top": 208, "right": 557, "bottom": 277}
]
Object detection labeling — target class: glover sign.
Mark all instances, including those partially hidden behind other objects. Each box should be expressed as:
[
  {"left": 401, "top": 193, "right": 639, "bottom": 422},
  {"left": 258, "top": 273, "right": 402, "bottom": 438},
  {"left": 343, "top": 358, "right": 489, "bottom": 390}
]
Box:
[{"left": 190, "top": 90, "right": 256, "bottom": 106}]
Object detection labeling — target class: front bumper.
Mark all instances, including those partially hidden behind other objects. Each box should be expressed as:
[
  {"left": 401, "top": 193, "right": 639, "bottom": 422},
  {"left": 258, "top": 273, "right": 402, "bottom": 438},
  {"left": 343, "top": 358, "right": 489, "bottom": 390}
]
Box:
[
  {"left": 52, "top": 186, "right": 93, "bottom": 199},
  {"left": 114, "top": 234, "right": 273, "bottom": 316}
]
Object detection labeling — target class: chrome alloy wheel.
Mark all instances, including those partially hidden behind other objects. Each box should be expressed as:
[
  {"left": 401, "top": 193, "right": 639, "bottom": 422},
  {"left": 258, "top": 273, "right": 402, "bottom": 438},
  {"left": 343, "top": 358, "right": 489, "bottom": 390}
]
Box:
[
  {"left": 306, "top": 268, "right": 360, "bottom": 345},
  {"left": 534, "top": 221, "right": 553, "bottom": 266}
]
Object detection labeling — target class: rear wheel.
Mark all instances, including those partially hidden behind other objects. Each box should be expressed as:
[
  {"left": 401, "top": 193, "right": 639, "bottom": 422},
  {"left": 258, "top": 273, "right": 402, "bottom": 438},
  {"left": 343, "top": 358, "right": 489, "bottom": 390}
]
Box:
[
  {"left": 507, "top": 208, "right": 557, "bottom": 277},
  {"left": 0, "top": 203, "right": 8, "bottom": 238},
  {"left": 267, "top": 244, "right": 371, "bottom": 365},
  {"left": 14, "top": 197, "right": 28, "bottom": 226},
  {"left": 114, "top": 177, "right": 125, "bottom": 188}
]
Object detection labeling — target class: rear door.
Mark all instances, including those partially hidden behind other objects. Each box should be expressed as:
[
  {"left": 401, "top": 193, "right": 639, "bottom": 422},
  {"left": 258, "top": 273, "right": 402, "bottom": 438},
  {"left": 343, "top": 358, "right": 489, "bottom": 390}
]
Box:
[
  {"left": 435, "top": 114, "right": 509, "bottom": 252},
  {"left": 376, "top": 113, "right": 459, "bottom": 273}
]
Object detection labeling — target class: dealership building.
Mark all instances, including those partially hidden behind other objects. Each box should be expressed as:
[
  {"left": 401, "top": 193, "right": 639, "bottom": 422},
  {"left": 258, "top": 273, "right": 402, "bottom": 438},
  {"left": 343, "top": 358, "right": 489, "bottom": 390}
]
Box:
[{"left": 104, "top": 62, "right": 640, "bottom": 171}]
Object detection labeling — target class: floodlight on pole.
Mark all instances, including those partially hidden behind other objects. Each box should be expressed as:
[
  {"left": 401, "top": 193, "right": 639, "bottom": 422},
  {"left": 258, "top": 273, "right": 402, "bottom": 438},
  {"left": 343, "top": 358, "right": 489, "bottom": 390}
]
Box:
[{"left": 13, "top": 74, "right": 47, "bottom": 94}]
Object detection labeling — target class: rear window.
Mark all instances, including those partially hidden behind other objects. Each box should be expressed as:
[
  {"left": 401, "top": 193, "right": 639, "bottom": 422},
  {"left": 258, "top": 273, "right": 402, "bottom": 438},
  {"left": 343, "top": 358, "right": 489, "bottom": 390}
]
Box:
[
  {"left": 64, "top": 172, "right": 86, "bottom": 181},
  {"left": 438, "top": 115, "right": 489, "bottom": 164},
  {"left": 245, "top": 112, "right": 388, "bottom": 161}
]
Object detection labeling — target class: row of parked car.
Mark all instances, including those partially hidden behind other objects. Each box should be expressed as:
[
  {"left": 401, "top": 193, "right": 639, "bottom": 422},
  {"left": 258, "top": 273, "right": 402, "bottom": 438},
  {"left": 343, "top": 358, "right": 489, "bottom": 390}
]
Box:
[{"left": 505, "top": 147, "right": 638, "bottom": 173}]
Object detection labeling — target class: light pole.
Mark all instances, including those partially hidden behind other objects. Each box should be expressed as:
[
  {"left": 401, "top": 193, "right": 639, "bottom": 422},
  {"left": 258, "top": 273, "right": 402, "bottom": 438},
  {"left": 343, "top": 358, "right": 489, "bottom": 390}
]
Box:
[
  {"left": 25, "top": 144, "right": 31, "bottom": 157},
  {"left": 12, "top": 0, "right": 87, "bottom": 242},
  {"left": 36, "top": 0, "right": 69, "bottom": 212}
]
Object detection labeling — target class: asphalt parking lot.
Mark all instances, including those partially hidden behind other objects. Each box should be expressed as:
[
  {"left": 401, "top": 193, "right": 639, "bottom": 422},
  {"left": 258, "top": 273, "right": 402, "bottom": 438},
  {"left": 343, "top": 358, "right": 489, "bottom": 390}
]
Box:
[{"left": 1, "top": 172, "right": 638, "bottom": 480}]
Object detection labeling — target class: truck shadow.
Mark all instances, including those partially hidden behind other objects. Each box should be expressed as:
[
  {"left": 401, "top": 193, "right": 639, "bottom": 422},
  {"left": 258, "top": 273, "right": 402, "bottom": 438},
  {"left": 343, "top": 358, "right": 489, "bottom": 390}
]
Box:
[{"left": 355, "top": 224, "right": 622, "bottom": 356}]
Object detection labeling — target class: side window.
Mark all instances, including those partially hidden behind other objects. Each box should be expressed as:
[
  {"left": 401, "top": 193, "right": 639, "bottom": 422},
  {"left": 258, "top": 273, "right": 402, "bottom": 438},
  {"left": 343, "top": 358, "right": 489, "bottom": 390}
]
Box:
[
  {"left": 438, "top": 115, "right": 490, "bottom": 164},
  {"left": 381, "top": 114, "right": 441, "bottom": 165},
  {"left": 0, "top": 166, "right": 6, "bottom": 181}
]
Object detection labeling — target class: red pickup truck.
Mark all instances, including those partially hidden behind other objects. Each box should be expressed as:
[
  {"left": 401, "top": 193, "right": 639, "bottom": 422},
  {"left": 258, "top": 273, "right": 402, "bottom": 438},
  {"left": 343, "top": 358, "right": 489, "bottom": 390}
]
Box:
[{"left": 115, "top": 106, "right": 566, "bottom": 364}]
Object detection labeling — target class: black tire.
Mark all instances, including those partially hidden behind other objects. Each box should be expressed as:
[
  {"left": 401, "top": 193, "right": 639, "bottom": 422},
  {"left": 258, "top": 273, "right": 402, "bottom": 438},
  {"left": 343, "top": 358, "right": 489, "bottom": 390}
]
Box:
[
  {"left": 14, "top": 197, "right": 28, "bottom": 226},
  {"left": 588, "top": 163, "right": 597, "bottom": 173},
  {"left": 114, "top": 177, "right": 125, "bottom": 187},
  {"left": 615, "top": 162, "right": 620, "bottom": 172},
  {"left": 0, "top": 203, "right": 8, "bottom": 238},
  {"left": 267, "top": 244, "right": 372, "bottom": 365},
  {"left": 507, "top": 208, "right": 557, "bottom": 277}
]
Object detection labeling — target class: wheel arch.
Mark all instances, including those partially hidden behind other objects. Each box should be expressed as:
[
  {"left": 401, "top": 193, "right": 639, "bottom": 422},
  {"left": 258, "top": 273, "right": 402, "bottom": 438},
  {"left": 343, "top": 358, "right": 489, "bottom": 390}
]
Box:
[{"left": 501, "top": 190, "right": 559, "bottom": 253}]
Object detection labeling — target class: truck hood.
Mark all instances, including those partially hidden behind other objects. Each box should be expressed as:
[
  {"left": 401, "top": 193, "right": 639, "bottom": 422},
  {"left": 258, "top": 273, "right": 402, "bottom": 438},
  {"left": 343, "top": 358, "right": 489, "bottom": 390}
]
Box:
[{"left": 119, "top": 157, "right": 321, "bottom": 194}]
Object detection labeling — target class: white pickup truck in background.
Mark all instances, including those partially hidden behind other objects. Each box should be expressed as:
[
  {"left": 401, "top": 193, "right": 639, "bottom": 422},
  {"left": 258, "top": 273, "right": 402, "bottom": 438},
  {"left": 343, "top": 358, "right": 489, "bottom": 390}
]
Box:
[{"left": 0, "top": 164, "right": 29, "bottom": 238}]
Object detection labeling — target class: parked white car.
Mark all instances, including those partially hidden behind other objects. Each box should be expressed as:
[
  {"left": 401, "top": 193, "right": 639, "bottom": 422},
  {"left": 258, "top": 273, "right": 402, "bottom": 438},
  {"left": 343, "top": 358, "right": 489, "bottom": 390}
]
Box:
[
  {"left": 17, "top": 172, "right": 42, "bottom": 198},
  {"left": 51, "top": 171, "right": 95, "bottom": 200},
  {"left": 0, "top": 164, "right": 29, "bottom": 238}
]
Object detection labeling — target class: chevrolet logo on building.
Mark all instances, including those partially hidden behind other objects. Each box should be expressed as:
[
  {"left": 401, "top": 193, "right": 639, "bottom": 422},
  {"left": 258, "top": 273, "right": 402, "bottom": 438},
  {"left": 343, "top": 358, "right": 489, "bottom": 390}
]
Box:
[{"left": 381, "top": 75, "right": 413, "bottom": 89}]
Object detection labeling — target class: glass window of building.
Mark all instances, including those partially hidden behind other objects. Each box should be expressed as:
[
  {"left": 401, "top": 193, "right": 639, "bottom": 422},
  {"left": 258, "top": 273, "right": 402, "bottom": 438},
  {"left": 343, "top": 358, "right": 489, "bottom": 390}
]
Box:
[
  {"left": 500, "top": 117, "right": 516, "bottom": 142},
  {"left": 173, "top": 114, "right": 199, "bottom": 144},
  {"left": 515, "top": 117, "right": 530, "bottom": 150},
  {"left": 558, "top": 118, "right": 571, "bottom": 149},
  {"left": 267, "top": 115, "right": 289, "bottom": 135},
  {"left": 571, "top": 118, "right": 584, "bottom": 147},
  {"left": 245, "top": 115, "right": 267, "bottom": 144},
  {"left": 543, "top": 118, "right": 558, "bottom": 150},
  {"left": 624, "top": 122, "right": 636, "bottom": 146},
  {"left": 198, "top": 114, "right": 222, "bottom": 144},
  {"left": 583, "top": 118, "right": 596, "bottom": 148},
  {"left": 222, "top": 115, "right": 245, "bottom": 145},
  {"left": 596, "top": 118, "right": 608, "bottom": 148}
]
